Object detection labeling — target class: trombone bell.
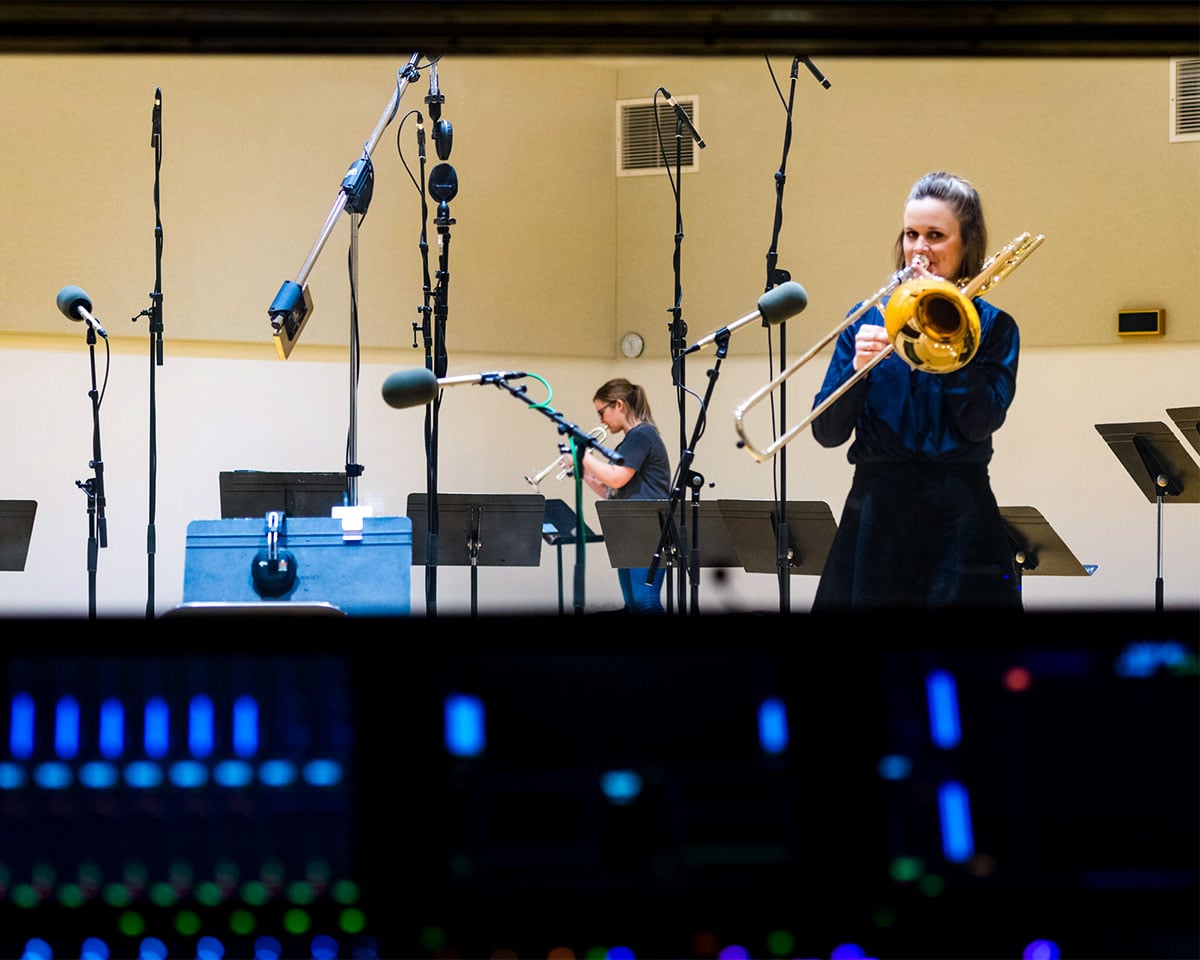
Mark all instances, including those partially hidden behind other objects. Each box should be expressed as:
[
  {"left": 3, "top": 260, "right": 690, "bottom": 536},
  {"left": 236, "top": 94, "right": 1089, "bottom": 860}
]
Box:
[{"left": 884, "top": 277, "right": 980, "bottom": 373}]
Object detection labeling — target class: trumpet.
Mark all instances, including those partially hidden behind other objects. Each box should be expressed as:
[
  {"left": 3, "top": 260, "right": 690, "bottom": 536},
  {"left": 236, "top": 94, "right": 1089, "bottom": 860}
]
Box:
[
  {"left": 525, "top": 426, "right": 608, "bottom": 488},
  {"left": 734, "top": 232, "right": 1045, "bottom": 462}
]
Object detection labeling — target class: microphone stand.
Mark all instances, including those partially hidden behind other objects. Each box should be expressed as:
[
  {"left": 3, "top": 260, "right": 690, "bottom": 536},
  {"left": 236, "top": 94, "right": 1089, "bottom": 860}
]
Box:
[
  {"left": 501, "top": 377, "right": 622, "bottom": 615},
  {"left": 75, "top": 325, "right": 109, "bottom": 620},
  {"left": 134, "top": 85, "right": 164, "bottom": 619},
  {"left": 423, "top": 59, "right": 459, "bottom": 617},
  {"left": 647, "top": 334, "right": 729, "bottom": 614},
  {"left": 761, "top": 54, "right": 830, "bottom": 613},
  {"left": 664, "top": 93, "right": 691, "bottom": 615},
  {"left": 265, "top": 53, "right": 422, "bottom": 521}
]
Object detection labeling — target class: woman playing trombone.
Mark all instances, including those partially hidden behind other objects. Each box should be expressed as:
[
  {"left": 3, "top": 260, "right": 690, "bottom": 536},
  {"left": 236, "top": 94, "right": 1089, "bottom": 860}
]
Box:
[{"left": 810, "top": 170, "right": 1022, "bottom": 611}]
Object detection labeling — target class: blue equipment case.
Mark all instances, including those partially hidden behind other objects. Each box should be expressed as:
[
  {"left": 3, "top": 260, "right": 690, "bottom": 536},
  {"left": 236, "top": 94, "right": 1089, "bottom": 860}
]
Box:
[{"left": 181, "top": 514, "right": 411, "bottom": 616}]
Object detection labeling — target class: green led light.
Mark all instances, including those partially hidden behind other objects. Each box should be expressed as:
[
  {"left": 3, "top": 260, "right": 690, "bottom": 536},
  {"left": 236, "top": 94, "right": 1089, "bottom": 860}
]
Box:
[
  {"left": 119, "top": 910, "right": 146, "bottom": 937},
  {"left": 919, "top": 874, "right": 946, "bottom": 897},
  {"left": 888, "top": 856, "right": 925, "bottom": 882},
  {"left": 149, "top": 881, "right": 178, "bottom": 907},
  {"left": 873, "top": 907, "right": 897, "bottom": 928},
  {"left": 419, "top": 927, "right": 447, "bottom": 951},
  {"left": 584, "top": 948, "right": 607, "bottom": 960},
  {"left": 286, "top": 880, "right": 314, "bottom": 905},
  {"left": 229, "top": 908, "right": 256, "bottom": 935},
  {"left": 195, "top": 880, "right": 223, "bottom": 907},
  {"left": 339, "top": 906, "right": 366, "bottom": 934},
  {"left": 240, "top": 880, "right": 268, "bottom": 906},
  {"left": 766, "top": 929, "right": 795, "bottom": 956},
  {"left": 175, "top": 909, "right": 202, "bottom": 936},
  {"left": 11, "top": 884, "right": 38, "bottom": 909},
  {"left": 57, "top": 883, "right": 85, "bottom": 908},
  {"left": 283, "top": 907, "right": 311, "bottom": 935},
  {"left": 330, "top": 879, "right": 359, "bottom": 905},
  {"left": 103, "top": 882, "right": 132, "bottom": 908}
]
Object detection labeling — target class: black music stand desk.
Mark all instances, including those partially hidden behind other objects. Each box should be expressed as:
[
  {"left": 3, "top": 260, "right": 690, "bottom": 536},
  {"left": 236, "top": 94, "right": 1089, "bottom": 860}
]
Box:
[
  {"left": 1096, "top": 419, "right": 1200, "bottom": 611},
  {"left": 999, "top": 506, "right": 1090, "bottom": 595},
  {"left": 596, "top": 499, "right": 741, "bottom": 613},
  {"left": 407, "top": 493, "right": 545, "bottom": 616},
  {"left": 542, "top": 498, "right": 603, "bottom": 615},
  {"left": 717, "top": 499, "right": 837, "bottom": 576},
  {"left": 219, "top": 470, "right": 348, "bottom": 518},
  {"left": 0, "top": 500, "right": 37, "bottom": 572},
  {"left": 1166, "top": 406, "right": 1200, "bottom": 460}
]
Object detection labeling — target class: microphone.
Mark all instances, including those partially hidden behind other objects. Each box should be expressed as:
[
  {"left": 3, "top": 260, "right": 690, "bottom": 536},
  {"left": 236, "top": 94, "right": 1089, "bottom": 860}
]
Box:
[
  {"left": 56, "top": 285, "right": 108, "bottom": 338},
  {"left": 683, "top": 281, "right": 808, "bottom": 355},
  {"left": 416, "top": 113, "right": 426, "bottom": 163},
  {"left": 382, "top": 368, "right": 528, "bottom": 409},
  {"left": 799, "top": 56, "right": 831, "bottom": 89},
  {"left": 660, "top": 88, "right": 706, "bottom": 149},
  {"left": 151, "top": 86, "right": 162, "bottom": 148}
]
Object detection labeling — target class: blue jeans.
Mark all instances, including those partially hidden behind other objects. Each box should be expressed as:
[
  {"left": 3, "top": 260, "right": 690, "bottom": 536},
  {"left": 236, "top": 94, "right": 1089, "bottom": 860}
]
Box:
[{"left": 618, "top": 566, "right": 665, "bottom": 614}]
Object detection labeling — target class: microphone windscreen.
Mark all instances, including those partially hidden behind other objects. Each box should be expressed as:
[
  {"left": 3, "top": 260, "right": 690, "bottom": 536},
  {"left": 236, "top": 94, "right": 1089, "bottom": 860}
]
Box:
[
  {"left": 382, "top": 367, "right": 439, "bottom": 409},
  {"left": 758, "top": 281, "right": 808, "bottom": 325},
  {"left": 56, "top": 285, "right": 92, "bottom": 320}
]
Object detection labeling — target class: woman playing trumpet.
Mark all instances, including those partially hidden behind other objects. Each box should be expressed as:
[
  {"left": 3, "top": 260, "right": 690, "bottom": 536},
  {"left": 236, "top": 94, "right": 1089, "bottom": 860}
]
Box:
[
  {"left": 559, "top": 378, "right": 671, "bottom": 614},
  {"left": 811, "top": 170, "right": 1022, "bottom": 611}
]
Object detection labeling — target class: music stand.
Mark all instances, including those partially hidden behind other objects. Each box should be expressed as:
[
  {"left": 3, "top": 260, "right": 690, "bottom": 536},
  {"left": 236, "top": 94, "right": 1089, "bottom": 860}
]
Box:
[
  {"left": 407, "top": 493, "right": 545, "bottom": 616},
  {"left": 999, "top": 506, "right": 1090, "bottom": 596},
  {"left": 542, "top": 498, "right": 604, "bottom": 615},
  {"left": 1096, "top": 420, "right": 1200, "bottom": 611},
  {"left": 1166, "top": 406, "right": 1200, "bottom": 460},
  {"left": 219, "top": 471, "right": 348, "bottom": 518},
  {"left": 596, "top": 499, "right": 741, "bottom": 613},
  {"left": 0, "top": 500, "right": 37, "bottom": 572},
  {"left": 716, "top": 500, "right": 837, "bottom": 577}
]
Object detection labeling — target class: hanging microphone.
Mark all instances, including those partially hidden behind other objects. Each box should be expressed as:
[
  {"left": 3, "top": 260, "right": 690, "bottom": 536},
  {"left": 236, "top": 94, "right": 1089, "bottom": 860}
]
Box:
[
  {"left": 382, "top": 368, "right": 528, "bottom": 409},
  {"left": 659, "top": 87, "right": 706, "bottom": 149},
  {"left": 416, "top": 113, "right": 426, "bottom": 162},
  {"left": 56, "top": 285, "right": 108, "bottom": 338},
  {"left": 684, "top": 281, "right": 808, "bottom": 355},
  {"left": 799, "top": 56, "right": 831, "bottom": 89}
]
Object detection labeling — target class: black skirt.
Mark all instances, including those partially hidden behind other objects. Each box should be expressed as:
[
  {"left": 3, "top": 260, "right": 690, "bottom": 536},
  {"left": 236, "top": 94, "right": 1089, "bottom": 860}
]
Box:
[{"left": 813, "top": 461, "right": 1022, "bottom": 611}]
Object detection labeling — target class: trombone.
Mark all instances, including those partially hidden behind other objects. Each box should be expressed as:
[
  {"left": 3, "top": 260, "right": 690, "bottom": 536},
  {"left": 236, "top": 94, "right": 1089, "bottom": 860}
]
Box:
[
  {"left": 733, "top": 231, "right": 1045, "bottom": 462},
  {"left": 525, "top": 425, "right": 608, "bottom": 488}
]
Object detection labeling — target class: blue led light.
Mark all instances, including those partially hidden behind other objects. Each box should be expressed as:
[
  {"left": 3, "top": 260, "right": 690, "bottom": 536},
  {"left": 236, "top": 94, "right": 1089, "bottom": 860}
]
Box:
[
  {"left": 311, "top": 934, "right": 338, "bottom": 960},
  {"left": 33, "top": 761, "right": 72, "bottom": 789},
  {"left": 124, "top": 761, "right": 165, "bottom": 789},
  {"left": 600, "top": 769, "right": 643, "bottom": 804},
  {"left": 144, "top": 698, "right": 169, "bottom": 759},
  {"left": 0, "top": 762, "right": 27, "bottom": 789},
  {"left": 196, "top": 936, "right": 224, "bottom": 960},
  {"left": 137, "top": 938, "right": 168, "bottom": 960},
  {"left": 444, "top": 694, "right": 486, "bottom": 757},
  {"left": 302, "top": 759, "right": 344, "bottom": 787},
  {"left": 22, "top": 939, "right": 54, "bottom": 960},
  {"left": 79, "top": 761, "right": 120, "bottom": 789},
  {"left": 877, "top": 754, "right": 913, "bottom": 780},
  {"left": 938, "top": 780, "right": 975, "bottom": 863},
  {"left": 100, "top": 699, "right": 124, "bottom": 759},
  {"left": 190, "top": 695, "right": 214, "bottom": 759},
  {"left": 10, "top": 692, "right": 34, "bottom": 759},
  {"left": 168, "top": 760, "right": 209, "bottom": 788},
  {"left": 80, "top": 937, "right": 110, "bottom": 960},
  {"left": 1115, "top": 640, "right": 1189, "bottom": 678},
  {"left": 259, "top": 759, "right": 298, "bottom": 787},
  {"left": 55, "top": 696, "right": 80, "bottom": 759},
  {"left": 214, "top": 760, "right": 255, "bottom": 788},
  {"left": 926, "top": 670, "right": 962, "bottom": 749},
  {"left": 757, "top": 697, "right": 789, "bottom": 754},
  {"left": 1022, "top": 939, "right": 1062, "bottom": 960},
  {"left": 233, "top": 696, "right": 259, "bottom": 758},
  {"left": 253, "top": 935, "right": 283, "bottom": 960}
]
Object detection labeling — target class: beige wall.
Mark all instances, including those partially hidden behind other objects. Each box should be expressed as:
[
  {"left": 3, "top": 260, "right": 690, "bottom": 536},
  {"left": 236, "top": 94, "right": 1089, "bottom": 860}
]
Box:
[{"left": 0, "top": 53, "right": 1196, "bottom": 617}]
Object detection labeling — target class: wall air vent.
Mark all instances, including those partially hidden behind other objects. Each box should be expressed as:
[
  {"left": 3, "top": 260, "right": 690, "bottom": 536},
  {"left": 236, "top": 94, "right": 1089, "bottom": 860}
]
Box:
[
  {"left": 617, "top": 96, "right": 700, "bottom": 177},
  {"left": 1170, "top": 57, "right": 1200, "bottom": 142}
]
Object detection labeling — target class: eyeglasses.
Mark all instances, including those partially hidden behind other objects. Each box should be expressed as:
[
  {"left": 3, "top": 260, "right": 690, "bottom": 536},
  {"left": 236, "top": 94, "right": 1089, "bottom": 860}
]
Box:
[{"left": 595, "top": 401, "right": 615, "bottom": 417}]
